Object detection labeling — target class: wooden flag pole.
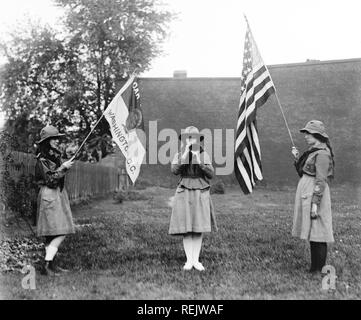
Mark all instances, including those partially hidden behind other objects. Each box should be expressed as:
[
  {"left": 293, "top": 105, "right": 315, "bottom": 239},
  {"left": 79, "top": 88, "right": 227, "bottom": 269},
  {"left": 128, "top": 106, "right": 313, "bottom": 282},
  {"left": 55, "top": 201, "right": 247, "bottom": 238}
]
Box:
[
  {"left": 70, "top": 73, "right": 136, "bottom": 161},
  {"left": 243, "top": 14, "right": 296, "bottom": 148},
  {"left": 272, "top": 89, "right": 296, "bottom": 148},
  {"left": 70, "top": 113, "right": 105, "bottom": 161}
]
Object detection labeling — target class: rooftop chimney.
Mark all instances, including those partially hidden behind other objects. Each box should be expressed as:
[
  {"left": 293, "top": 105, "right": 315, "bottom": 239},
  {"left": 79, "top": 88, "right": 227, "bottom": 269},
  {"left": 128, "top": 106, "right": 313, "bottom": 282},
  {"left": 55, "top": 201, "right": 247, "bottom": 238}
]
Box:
[{"left": 173, "top": 70, "right": 187, "bottom": 78}]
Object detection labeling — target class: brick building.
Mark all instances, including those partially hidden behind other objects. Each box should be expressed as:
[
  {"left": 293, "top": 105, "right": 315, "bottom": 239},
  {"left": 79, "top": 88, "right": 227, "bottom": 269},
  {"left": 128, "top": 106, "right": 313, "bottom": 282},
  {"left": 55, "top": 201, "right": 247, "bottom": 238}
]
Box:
[{"left": 136, "top": 58, "right": 361, "bottom": 187}]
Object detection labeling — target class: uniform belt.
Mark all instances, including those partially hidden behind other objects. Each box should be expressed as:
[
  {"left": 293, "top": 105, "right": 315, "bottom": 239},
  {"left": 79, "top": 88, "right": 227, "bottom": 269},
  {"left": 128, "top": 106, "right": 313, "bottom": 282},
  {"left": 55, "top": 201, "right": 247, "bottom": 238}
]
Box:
[
  {"left": 182, "top": 175, "right": 203, "bottom": 178},
  {"left": 302, "top": 171, "right": 315, "bottom": 177}
]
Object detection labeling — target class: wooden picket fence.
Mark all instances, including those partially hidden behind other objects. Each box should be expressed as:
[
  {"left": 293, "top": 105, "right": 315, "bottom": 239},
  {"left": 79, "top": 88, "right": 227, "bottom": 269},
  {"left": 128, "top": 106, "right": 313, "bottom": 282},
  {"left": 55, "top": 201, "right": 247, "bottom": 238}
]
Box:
[{"left": 6, "top": 151, "right": 123, "bottom": 203}]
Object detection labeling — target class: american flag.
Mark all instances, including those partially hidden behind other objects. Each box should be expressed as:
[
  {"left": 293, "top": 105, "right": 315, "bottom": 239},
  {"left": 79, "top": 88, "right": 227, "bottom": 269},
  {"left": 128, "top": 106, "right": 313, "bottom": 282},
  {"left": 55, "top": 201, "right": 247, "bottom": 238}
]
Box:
[{"left": 234, "top": 22, "right": 275, "bottom": 194}]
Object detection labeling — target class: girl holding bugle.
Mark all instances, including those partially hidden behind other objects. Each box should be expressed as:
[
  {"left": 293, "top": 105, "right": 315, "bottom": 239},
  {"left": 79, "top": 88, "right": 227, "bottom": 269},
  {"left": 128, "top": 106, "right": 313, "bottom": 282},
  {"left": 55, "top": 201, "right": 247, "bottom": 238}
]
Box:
[{"left": 169, "top": 126, "right": 217, "bottom": 271}]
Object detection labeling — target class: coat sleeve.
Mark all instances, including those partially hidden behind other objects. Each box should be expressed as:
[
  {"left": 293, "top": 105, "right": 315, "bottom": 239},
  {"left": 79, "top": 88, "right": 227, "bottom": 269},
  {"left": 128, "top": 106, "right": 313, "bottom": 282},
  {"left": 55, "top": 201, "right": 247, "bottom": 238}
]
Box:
[
  {"left": 311, "top": 153, "right": 330, "bottom": 205},
  {"left": 199, "top": 163, "right": 215, "bottom": 179},
  {"left": 35, "top": 158, "right": 68, "bottom": 189},
  {"left": 199, "top": 152, "right": 214, "bottom": 179},
  {"left": 171, "top": 152, "right": 184, "bottom": 175},
  {"left": 294, "top": 152, "right": 306, "bottom": 177}
]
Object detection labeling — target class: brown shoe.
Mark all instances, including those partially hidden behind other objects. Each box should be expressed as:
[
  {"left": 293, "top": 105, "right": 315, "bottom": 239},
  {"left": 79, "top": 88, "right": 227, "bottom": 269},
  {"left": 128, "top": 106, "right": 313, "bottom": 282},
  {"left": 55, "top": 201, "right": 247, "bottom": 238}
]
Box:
[
  {"left": 41, "top": 261, "right": 60, "bottom": 276},
  {"left": 50, "top": 260, "right": 69, "bottom": 273}
]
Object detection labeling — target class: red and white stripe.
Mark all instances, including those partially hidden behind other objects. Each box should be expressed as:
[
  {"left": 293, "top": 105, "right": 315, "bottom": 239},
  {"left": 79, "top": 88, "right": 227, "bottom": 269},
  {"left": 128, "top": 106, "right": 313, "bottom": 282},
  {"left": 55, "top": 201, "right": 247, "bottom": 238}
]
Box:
[{"left": 234, "top": 27, "right": 275, "bottom": 194}]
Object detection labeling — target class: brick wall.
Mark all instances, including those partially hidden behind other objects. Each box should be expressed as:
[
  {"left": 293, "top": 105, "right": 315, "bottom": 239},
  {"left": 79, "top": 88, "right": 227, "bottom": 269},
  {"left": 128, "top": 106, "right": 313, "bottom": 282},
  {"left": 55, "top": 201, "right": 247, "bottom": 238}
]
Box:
[{"left": 136, "top": 58, "right": 361, "bottom": 187}]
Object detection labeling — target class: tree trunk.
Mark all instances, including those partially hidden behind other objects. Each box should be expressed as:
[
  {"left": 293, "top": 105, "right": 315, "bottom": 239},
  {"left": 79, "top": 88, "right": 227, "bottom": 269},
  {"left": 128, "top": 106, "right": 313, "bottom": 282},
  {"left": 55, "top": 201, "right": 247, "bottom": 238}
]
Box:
[{"left": 96, "top": 72, "right": 102, "bottom": 117}]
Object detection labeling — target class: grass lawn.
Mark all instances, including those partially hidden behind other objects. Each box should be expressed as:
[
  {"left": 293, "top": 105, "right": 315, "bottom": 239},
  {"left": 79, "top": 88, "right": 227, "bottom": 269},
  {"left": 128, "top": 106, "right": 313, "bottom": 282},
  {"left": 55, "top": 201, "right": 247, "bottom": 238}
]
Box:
[{"left": 1, "top": 184, "right": 361, "bottom": 300}]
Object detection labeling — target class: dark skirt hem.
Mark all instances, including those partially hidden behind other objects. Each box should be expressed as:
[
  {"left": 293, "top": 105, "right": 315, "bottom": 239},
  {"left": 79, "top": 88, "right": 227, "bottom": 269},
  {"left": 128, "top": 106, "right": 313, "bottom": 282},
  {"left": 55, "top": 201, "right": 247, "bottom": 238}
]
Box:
[
  {"left": 169, "top": 227, "right": 213, "bottom": 235},
  {"left": 37, "top": 228, "right": 75, "bottom": 237},
  {"left": 292, "top": 233, "right": 335, "bottom": 243}
]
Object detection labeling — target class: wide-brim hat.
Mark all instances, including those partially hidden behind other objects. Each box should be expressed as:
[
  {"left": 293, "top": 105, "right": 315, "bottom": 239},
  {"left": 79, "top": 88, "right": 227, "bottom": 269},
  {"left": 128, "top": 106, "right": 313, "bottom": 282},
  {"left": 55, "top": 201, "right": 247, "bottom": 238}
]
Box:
[
  {"left": 178, "top": 126, "right": 204, "bottom": 141},
  {"left": 300, "top": 120, "right": 329, "bottom": 139},
  {"left": 36, "top": 125, "right": 65, "bottom": 144}
]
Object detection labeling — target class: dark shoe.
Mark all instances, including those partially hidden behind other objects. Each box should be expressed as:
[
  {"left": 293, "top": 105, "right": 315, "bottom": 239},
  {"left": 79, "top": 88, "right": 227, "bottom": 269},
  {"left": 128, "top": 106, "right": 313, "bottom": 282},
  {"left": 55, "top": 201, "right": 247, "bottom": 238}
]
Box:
[
  {"left": 49, "top": 260, "right": 69, "bottom": 273},
  {"left": 55, "top": 265, "right": 69, "bottom": 273},
  {"left": 41, "top": 261, "right": 60, "bottom": 276},
  {"left": 52, "top": 261, "right": 69, "bottom": 273},
  {"left": 309, "top": 269, "right": 322, "bottom": 280},
  {"left": 309, "top": 267, "right": 321, "bottom": 274}
]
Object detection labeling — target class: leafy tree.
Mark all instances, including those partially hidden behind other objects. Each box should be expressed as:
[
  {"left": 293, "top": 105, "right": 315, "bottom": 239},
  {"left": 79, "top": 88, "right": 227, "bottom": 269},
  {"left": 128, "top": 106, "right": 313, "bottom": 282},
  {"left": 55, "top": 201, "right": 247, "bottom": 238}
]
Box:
[
  {"left": 0, "top": 23, "right": 78, "bottom": 152},
  {"left": 0, "top": 0, "right": 173, "bottom": 160}
]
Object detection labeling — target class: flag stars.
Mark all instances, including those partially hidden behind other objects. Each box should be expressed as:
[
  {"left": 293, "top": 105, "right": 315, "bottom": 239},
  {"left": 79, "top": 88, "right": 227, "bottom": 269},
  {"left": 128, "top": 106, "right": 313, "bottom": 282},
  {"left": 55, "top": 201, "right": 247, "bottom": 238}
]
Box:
[{"left": 241, "top": 30, "right": 254, "bottom": 77}]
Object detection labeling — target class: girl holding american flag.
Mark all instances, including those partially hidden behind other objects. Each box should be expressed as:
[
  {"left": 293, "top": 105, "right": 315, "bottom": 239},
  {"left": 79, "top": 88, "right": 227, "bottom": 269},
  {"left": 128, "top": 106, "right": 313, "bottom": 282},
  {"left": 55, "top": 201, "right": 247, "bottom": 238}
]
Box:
[{"left": 291, "top": 120, "right": 335, "bottom": 273}]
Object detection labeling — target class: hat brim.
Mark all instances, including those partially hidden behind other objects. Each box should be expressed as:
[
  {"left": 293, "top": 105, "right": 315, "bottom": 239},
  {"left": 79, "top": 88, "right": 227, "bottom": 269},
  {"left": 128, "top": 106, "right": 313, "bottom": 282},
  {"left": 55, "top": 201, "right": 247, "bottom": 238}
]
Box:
[
  {"left": 300, "top": 128, "right": 329, "bottom": 138},
  {"left": 36, "top": 133, "right": 66, "bottom": 144},
  {"left": 178, "top": 132, "right": 204, "bottom": 141}
]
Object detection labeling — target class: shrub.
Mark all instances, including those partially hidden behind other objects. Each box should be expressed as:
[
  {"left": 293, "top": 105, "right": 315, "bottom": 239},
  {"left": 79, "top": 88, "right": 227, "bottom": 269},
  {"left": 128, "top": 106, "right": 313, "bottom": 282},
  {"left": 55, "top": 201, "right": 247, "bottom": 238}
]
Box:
[
  {"left": 210, "top": 181, "right": 226, "bottom": 194},
  {"left": 113, "top": 190, "right": 149, "bottom": 203},
  {"left": 133, "top": 178, "right": 153, "bottom": 190},
  {"left": 0, "top": 132, "right": 38, "bottom": 228}
]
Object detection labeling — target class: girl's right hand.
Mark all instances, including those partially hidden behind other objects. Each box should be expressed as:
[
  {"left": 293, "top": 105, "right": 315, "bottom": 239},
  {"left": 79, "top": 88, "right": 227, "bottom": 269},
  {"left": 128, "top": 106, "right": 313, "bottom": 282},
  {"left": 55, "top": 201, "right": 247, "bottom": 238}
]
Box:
[
  {"left": 291, "top": 147, "right": 299, "bottom": 159},
  {"left": 62, "top": 159, "right": 74, "bottom": 170},
  {"left": 181, "top": 142, "right": 192, "bottom": 161}
]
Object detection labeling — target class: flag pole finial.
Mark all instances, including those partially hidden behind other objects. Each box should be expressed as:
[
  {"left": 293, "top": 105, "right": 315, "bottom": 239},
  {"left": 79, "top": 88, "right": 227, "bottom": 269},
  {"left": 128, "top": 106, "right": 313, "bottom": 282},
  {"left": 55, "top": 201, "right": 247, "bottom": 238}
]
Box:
[{"left": 243, "top": 14, "right": 249, "bottom": 25}]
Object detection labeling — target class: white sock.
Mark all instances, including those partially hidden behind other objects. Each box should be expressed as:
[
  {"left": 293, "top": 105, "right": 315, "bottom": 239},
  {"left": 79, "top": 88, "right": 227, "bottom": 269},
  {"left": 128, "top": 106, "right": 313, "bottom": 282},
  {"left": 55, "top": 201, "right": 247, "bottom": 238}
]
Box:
[
  {"left": 192, "top": 234, "right": 203, "bottom": 264},
  {"left": 183, "top": 235, "right": 193, "bottom": 264},
  {"left": 45, "top": 245, "right": 58, "bottom": 261}
]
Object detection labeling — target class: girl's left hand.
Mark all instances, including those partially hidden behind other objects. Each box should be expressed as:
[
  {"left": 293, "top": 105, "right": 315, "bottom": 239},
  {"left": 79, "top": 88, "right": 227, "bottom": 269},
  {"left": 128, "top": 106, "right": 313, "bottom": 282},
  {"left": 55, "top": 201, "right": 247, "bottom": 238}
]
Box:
[
  {"left": 310, "top": 203, "right": 318, "bottom": 219},
  {"left": 191, "top": 151, "right": 201, "bottom": 164}
]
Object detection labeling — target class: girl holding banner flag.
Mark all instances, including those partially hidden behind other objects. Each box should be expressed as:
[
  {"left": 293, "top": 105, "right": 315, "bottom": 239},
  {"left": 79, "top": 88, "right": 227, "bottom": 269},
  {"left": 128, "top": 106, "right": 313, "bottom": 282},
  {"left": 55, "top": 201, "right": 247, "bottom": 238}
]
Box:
[
  {"left": 34, "top": 74, "right": 142, "bottom": 276},
  {"left": 35, "top": 125, "right": 75, "bottom": 276}
]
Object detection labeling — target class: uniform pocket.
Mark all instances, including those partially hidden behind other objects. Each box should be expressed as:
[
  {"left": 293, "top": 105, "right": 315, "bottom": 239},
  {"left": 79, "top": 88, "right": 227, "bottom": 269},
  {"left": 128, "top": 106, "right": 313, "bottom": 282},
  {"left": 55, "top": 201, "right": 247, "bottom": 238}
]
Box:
[
  {"left": 301, "top": 193, "right": 312, "bottom": 216},
  {"left": 173, "top": 187, "right": 186, "bottom": 205},
  {"left": 301, "top": 193, "right": 312, "bottom": 200},
  {"left": 176, "top": 187, "right": 186, "bottom": 194},
  {"left": 42, "top": 197, "right": 56, "bottom": 210},
  {"left": 41, "top": 189, "right": 58, "bottom": 210},
  {"left": 200, "top": 189, "right": 210, "bottom": 206},
  {"left": 200, "top": 187, "right": 210, "bottom": 193}
]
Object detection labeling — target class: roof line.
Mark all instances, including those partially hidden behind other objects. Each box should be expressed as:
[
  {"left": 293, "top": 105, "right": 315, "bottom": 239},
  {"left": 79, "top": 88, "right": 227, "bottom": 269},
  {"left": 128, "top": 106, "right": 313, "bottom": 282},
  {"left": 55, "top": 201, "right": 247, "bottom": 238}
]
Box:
[
  {"left": 139, "top": 57, "right": 361, "bottom": 80},
  {"left": 267, "top": 57, "right": 361, "bottom": 69}
]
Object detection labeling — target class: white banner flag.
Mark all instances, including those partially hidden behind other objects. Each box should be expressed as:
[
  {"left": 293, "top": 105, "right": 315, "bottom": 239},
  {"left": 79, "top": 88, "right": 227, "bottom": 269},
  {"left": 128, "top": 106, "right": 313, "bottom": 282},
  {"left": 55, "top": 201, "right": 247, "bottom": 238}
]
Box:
[{"left": 104, "top": 76, "right": 146, "bottom": 183}]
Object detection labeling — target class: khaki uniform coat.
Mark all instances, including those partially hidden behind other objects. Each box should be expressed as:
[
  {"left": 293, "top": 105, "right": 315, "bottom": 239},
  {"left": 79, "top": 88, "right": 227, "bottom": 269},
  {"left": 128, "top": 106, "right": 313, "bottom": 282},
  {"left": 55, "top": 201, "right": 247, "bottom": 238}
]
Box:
[
  {"left": 35, "top": 155, "right": 75, "bottom": 236},
  {"left": 169, "top": 151, "right": 217, "bottom": 235},
  {"left": 292, "top": 145, "right": 334, "bottom": 243}
]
